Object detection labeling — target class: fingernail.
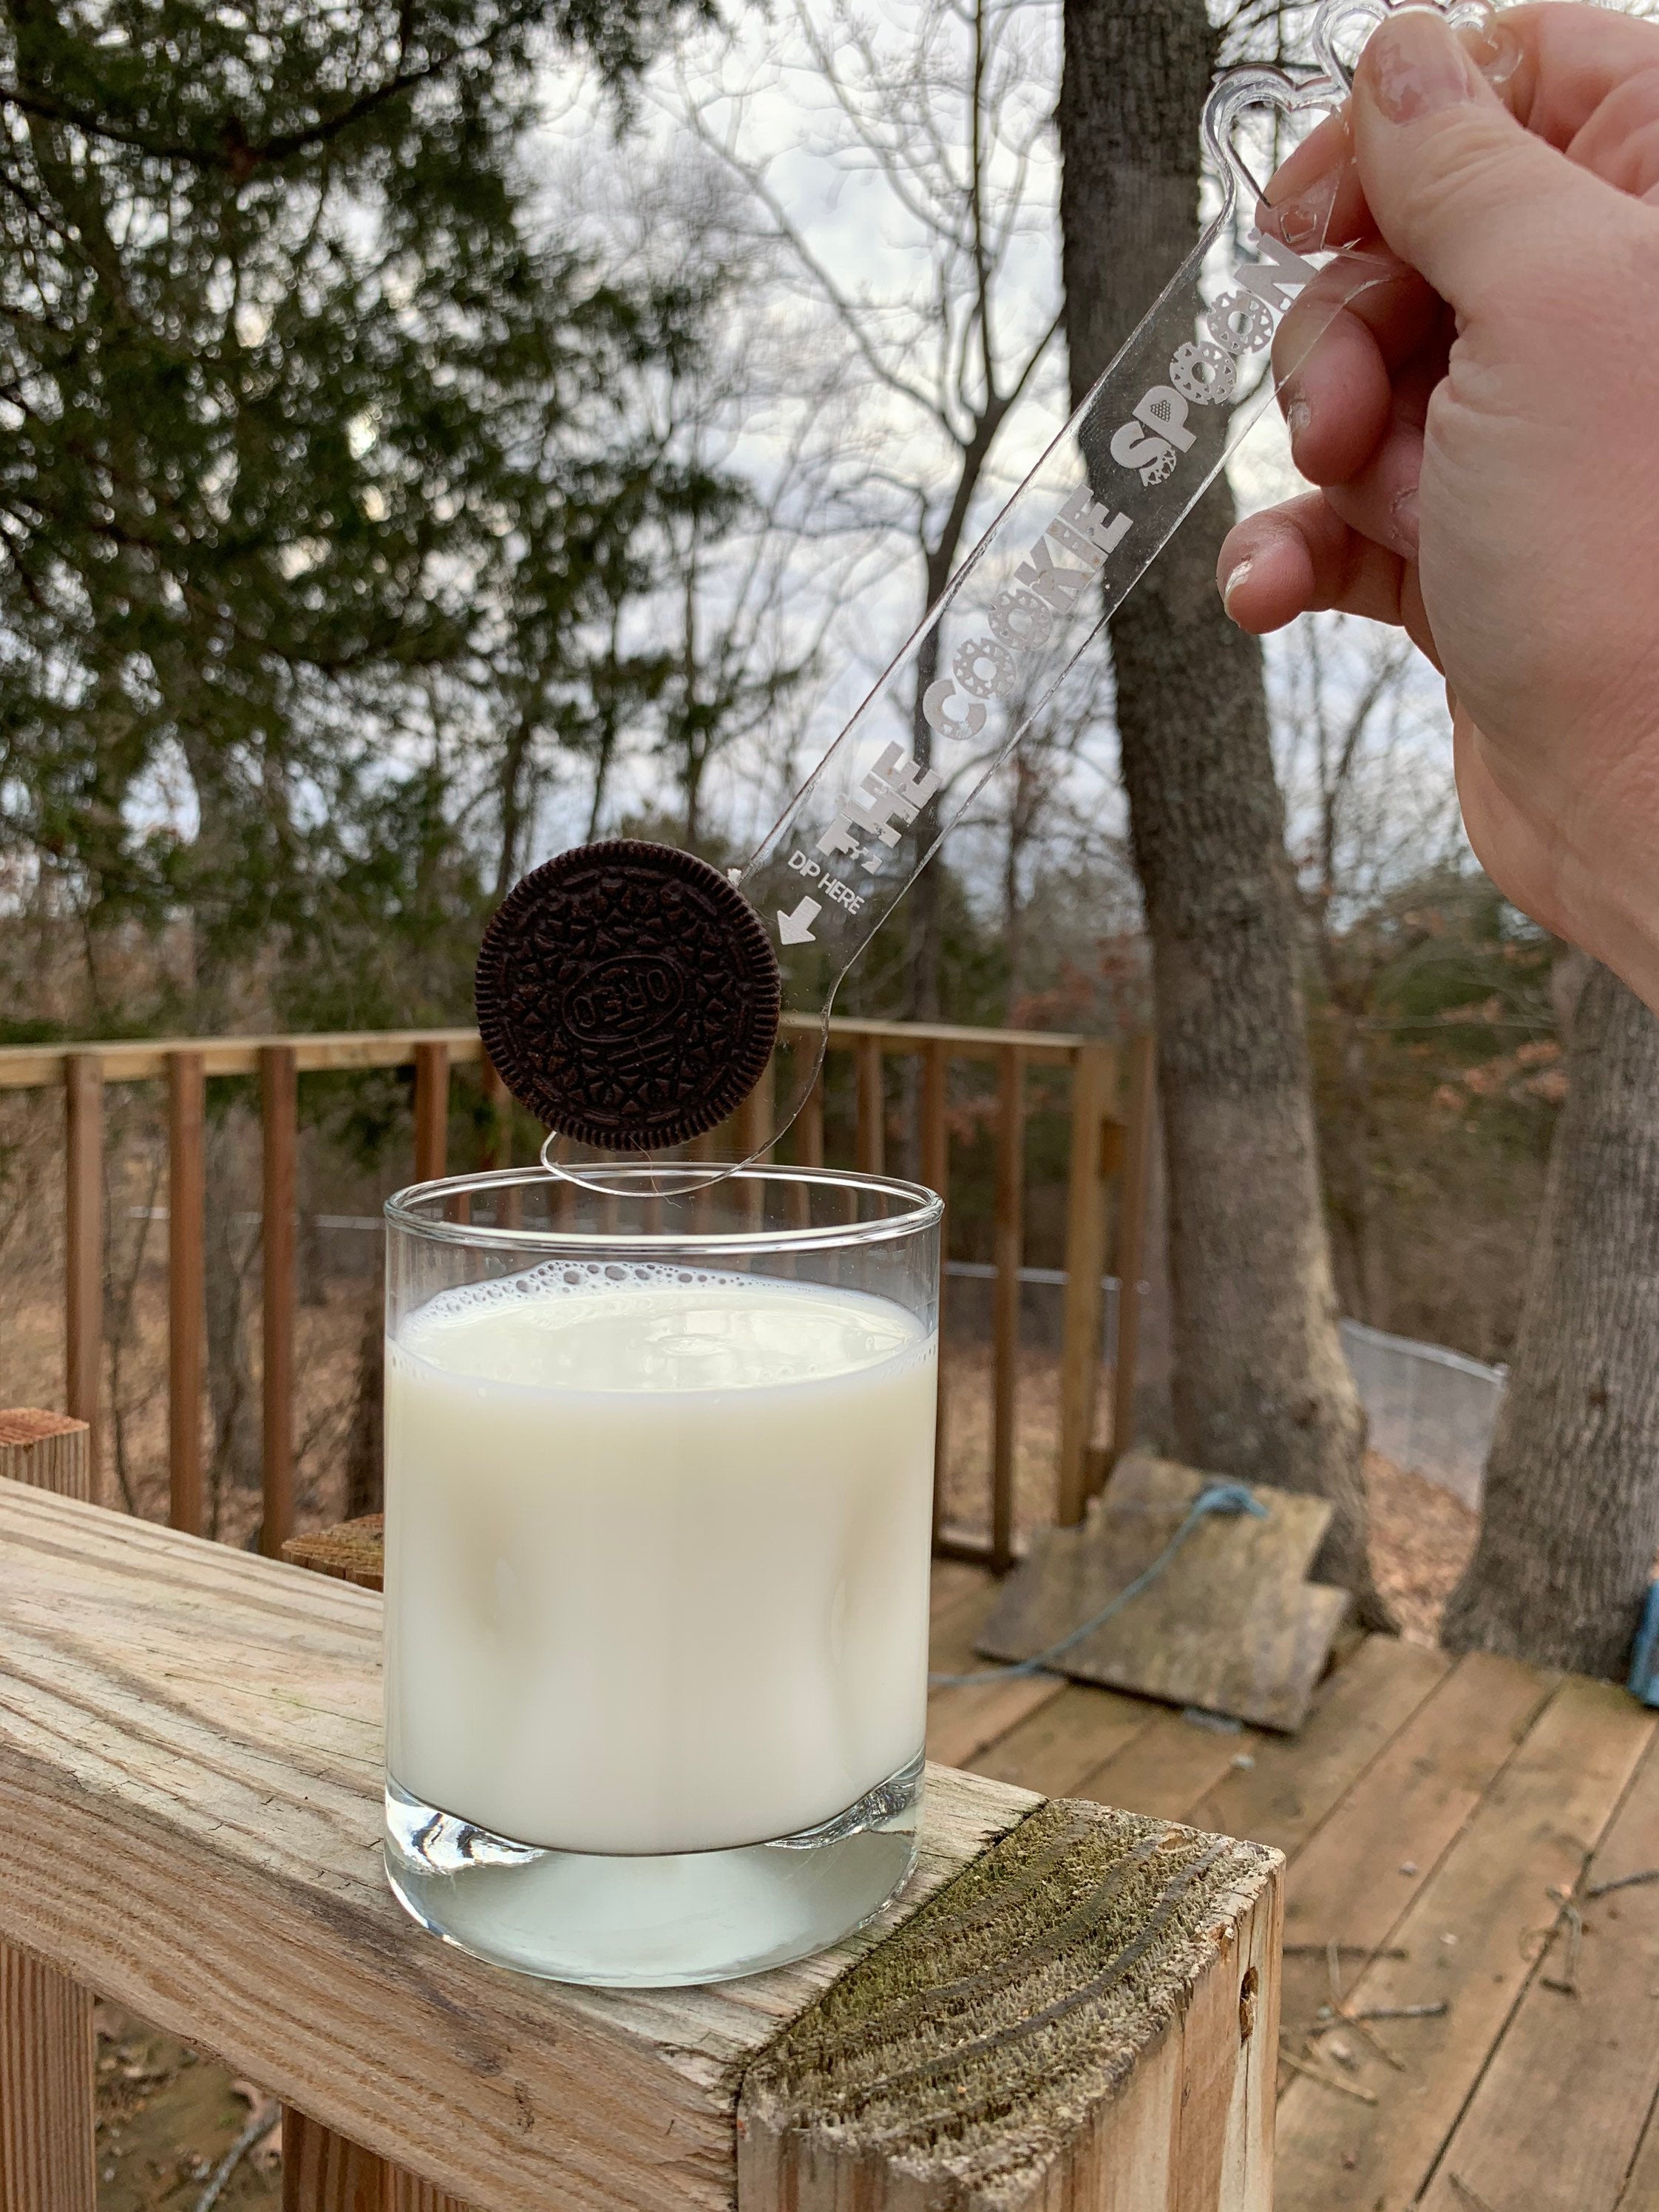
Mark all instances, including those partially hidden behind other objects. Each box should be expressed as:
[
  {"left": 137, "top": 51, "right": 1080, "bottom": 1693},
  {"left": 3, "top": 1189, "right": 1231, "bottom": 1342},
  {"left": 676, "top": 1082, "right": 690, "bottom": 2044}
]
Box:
[
  {"left": 1221, "top": 557, "right": 1253, "bottom": 614},
  {"left": 1391, "top": 485, "right": 1420, "bottom": 557},
  {"left": 1361, "top": 10, "right": 1475, "bottom": 124},
  {"left": 1286, "top": 396, "right": 1312, "bottom": 445}
]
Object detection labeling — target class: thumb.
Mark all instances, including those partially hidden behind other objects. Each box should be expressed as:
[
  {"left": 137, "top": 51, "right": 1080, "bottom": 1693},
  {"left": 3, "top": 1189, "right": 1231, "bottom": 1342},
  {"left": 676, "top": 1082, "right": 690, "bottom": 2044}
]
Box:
[{"left": 1350, "top": 8, "right": 1605, "bottom": 311}]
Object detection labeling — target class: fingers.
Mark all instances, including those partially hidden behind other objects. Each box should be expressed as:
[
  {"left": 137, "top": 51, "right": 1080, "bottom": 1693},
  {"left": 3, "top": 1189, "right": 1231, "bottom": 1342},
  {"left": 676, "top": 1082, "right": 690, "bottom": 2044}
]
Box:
[
  {"left": 1348, "top": 9, "right": 1623, "bottom": 316},
  {"left": 1272, "top": 251, "right": 1446, "bottom": 485},
  {"left": 1261, "top": 110, "right": 1371, "bottom": 253},
  {"left": 1217, "top": 491, "right": 1440, "bottom": 663},
  {"left": 1497, "top": 5, "right": 1659, "bottom": 155},
  {"left": 1218, "top": 491, "right": 1398, "bottom": 626},
  {"left": 1258, "top": 7, "right": 1659, "bottom": 256}
]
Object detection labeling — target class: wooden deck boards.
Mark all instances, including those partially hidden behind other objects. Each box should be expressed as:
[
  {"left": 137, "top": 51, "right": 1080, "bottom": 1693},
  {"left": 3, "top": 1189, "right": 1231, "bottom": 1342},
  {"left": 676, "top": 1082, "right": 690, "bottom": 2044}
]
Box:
[{"left": 930, "top": 1562, "right": 1659, "bottom": 2212}]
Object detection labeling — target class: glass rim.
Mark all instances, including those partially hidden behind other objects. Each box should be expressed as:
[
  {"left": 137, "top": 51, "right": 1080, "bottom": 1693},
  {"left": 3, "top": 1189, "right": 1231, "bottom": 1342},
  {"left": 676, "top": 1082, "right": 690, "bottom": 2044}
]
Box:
[{"left": 384, "top": 1163, "right": 943, "bottom": 1256}]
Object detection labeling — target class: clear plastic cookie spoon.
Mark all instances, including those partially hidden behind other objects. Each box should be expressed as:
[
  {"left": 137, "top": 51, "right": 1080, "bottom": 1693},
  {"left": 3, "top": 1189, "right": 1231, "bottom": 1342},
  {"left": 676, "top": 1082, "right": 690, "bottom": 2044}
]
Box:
[{"left": 541, "top": 0, "right": 1514, "bottom": 1187}]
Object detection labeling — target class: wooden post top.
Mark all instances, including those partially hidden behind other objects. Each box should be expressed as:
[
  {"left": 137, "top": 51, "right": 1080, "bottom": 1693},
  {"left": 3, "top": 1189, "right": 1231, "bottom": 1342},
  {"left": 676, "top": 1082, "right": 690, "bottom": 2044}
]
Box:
[
  {"left": 0, "top": 1410, "right": 87, "bottom": 1448},
  {"left": 0, "top": 1477, "right": 1280, "bottom": 2212}
]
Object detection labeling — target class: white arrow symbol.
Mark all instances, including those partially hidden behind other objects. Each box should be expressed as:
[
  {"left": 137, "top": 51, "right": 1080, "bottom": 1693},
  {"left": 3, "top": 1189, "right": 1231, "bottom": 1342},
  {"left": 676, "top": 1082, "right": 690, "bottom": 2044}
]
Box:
[{"left": 777, "top": 896, "right": 821, "bottom": 946}]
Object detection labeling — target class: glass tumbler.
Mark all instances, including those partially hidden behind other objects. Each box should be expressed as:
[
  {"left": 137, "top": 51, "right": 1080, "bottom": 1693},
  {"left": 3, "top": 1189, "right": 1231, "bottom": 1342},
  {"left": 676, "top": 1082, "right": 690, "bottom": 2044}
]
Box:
[{"left": 380, "top": 1163, "right": 941, "bottom": 1987}]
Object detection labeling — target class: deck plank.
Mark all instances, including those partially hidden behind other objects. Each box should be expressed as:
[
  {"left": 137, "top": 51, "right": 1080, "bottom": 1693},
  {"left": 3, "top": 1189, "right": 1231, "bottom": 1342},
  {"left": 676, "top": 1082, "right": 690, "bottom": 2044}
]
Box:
[
  {"left": 925, "top": 1575, "right": 1066, "bottom": 1770},
  {"left": 1273, "top": 1675, "right": 1655, "bottom": 2212},
  {"left": 1071, "top": 1706, "right": 1253, "bottom": 1822},
  {"left": 1419, "top": 1719, "right": 1659, "bottom": 2212},
  {"left": 966, "top": 1681, "right": 1158, "bottom": 1798},
  {"left": 1187, "top": 1635, "right": 1451, "bottom": 1861},
  {"left": 929, "top": 1560, "right": 991, "bottom": 1621},
  {"left": 1616, "top": 2093, "right": 1659, "bottom": 2210},
  {"left": 1274, "top": 1652, "right": 1555, "bottom": 2052}
]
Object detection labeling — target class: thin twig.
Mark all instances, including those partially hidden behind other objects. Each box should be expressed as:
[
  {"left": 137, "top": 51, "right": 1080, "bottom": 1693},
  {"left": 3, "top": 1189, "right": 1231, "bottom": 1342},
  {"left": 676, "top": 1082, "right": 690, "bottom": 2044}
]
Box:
[
  {"left": 1354, "top": 2001, "right": 1448, "bottom": 2022},
  {"left": 193, "top": 2100, "right": 277, "bottom": 2212},
  {"left": 1536, "top": 1884, "right": 1584, "bottom": 1996},
  {"left": 1284, "top": 1943, "right": 1407, "bottom": 1960},
  {"left": 1320, "top": 1937, "right": 1405, "bottom": 2071},
  {"left": 1277, "top": 2044, "right": 1378, "bottom": 2106},
  {"left": 1449, "top": 2176, "right": 1502, "bottom": 2212},
  {"left": 1586, "top": 1867, "right": 1659, "bottom": 1900}
]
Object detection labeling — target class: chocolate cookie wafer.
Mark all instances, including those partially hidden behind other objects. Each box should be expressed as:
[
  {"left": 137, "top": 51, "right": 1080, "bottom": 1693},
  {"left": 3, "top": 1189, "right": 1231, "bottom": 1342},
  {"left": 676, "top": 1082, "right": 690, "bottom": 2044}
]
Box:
[{"left": 475, "top": 841, "right": 781, "bottom": 1150}]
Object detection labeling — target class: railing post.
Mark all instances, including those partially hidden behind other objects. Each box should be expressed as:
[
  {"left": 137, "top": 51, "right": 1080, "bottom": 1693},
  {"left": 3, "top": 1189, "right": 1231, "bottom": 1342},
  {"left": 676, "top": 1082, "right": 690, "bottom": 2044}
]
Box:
[
  {"left": 413, "top": 1042, "right": 449, "bottom": 1184},
  {"left": 479, "top": 1054, "right": 511, "bottom": 1172},
  {"left": 733, "top": 1051, "right": 775, "bottom": 1162},
  {"left": 282, "top": 1538, "right": 475, "bottom": 2212},
  {"left": 63, "top": 1054, "right": 102, "bottom": 1496},
  {"left": 1109, "top": 1033, "right": 1157, "bottom": 1487},
  {"left": 920, "top": 1039, "right": 951, "bottom": 1551},
  {"left": 991, "top": 1044, "right": 1025, "bottom": 1572},
  {"left": 734, "top": 1051, "right": 776, "bottom": 1230},
  {"left": 855, "top": 1033, "right": 885, "bottom": 1176},
  {"left": 1056, "top": 1042, "right": 1116, "bottom": 1527},
  {"left": 793, "top": 1034, "right": 825, "bottom": 1170},
  {"left": 260, "top": 1045, "right": 298, "bottom": 1558},
  {"left": 0, "top": 1411, "right": 96, "bottom": 2212},
  {"left": 168, "top": 1051, "right": 207, "bottom": 1535}
]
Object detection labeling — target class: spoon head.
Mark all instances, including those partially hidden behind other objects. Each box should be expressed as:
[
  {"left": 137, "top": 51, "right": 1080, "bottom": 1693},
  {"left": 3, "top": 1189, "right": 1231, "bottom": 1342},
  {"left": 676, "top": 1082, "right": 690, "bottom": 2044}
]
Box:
[{"left": 475, "top": 840, "right": 781, "bottom": 1152}]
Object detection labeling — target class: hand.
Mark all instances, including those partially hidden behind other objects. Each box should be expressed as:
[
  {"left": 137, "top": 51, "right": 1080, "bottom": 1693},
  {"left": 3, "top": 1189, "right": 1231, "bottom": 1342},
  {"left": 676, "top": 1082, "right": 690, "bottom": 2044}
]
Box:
[{"left": 1218, "top": 4, "right": 1659, "bottom": 1007}]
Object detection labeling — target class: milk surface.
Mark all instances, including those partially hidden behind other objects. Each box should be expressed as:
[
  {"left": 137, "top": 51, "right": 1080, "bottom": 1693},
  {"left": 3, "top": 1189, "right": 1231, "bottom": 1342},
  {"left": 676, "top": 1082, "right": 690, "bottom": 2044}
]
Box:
[{"left": 384, "top": 1263, "right": 936, "bottom": 1854}]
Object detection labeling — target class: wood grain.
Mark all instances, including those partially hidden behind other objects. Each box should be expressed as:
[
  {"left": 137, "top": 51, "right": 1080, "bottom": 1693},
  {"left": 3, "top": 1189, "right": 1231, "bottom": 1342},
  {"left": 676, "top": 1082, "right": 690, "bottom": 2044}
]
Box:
[
  {"left": 63, "top": 1053, "right": 103, "bottom": 1488},
  {"left": 0, "top": 1412, "right": 91, "bottom": 1501},
  {"left": 0, "top": 1482, "right": 1040, "bottom": 2212},
  {"left": 991, "top": 1043, "right": 1025, "bottom": 1573},
  {"left": 739, "top": 1797, "right": 1282, "bottom": 2212},
  {"left": 284, "top": 2107, "right": 388, "bottom": 2212},
  {"left": 1056, "top": 1042, "right": 1115, "bottom": 1527},
  {"left": 0, "top": 1414, "right": 95, "bottom": 2212},
  {"left": 282, "top": 1516, "right": 385, "bottom": 1592},
  {"left": 388, "top": 2181, "right": 474, "bottom": 2212},
  {"left": 977, "top": 1453, "right": 1349, "bottom": 1731},
  {"left": 1273, "top": 1675, "right": 1653, "bottom": 2212},
  {"left": 260, "top": 1044, "right": 298, "bottom": 1556},
  {"left": 167, "top": 1050, "right": 207, "bottom": 1535},
  {"left": 0, "top": 1947, "right": 95, "bottom": 2212}
]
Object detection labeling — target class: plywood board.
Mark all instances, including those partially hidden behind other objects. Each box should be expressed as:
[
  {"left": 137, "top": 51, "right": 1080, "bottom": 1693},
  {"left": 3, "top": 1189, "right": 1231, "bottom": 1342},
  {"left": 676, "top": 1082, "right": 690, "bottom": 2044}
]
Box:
[{"left": 976, "top": 1452, "right": 1349, "bottom": 1731}]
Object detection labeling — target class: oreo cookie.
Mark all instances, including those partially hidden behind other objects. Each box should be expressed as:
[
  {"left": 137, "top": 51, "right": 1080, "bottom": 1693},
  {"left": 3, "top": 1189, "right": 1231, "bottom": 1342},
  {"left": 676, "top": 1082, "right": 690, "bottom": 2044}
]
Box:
[{"left": 475, "top": 841, "right": 781, "bottom": 1150}]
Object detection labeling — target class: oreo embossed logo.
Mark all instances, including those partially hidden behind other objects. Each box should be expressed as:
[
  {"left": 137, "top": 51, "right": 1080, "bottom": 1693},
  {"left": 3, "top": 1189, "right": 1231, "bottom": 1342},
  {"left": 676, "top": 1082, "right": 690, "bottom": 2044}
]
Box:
[
  {"left": 563, "top": 954, "right": 686, "bottom": 1045},
  {"left": 475, "top": 840, "right": 781, "bottom": 1151}
]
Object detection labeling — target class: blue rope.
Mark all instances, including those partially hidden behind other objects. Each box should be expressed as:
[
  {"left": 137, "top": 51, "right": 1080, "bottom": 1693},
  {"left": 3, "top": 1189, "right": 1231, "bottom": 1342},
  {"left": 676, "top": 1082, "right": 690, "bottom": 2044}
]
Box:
[{"left": 929, "top": 1480, "right": 1268, "bottom": 1688}]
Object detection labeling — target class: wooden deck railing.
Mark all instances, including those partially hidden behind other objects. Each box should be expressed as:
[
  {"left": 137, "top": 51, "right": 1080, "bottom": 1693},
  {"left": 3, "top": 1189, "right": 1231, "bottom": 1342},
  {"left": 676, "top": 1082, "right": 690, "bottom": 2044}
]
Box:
[
  {"left": 0, "top": 1414, "right": 1280, "bottom": 2212},
  {"left": 0, "top": 1014, "right": 1153, "bottom": 1570}
]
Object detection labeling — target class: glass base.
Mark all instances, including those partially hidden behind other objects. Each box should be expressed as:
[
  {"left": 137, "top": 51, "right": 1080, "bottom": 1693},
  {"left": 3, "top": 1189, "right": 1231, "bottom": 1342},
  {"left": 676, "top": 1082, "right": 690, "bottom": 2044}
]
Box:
[{"left": 381, "top": 1755, "right": 923, "bottom": 1987}]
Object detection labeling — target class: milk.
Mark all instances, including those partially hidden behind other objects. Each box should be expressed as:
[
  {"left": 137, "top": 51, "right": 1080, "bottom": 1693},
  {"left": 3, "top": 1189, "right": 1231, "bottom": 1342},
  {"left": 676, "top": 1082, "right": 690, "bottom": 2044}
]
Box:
[{"left": 384, "top": 1263, "right": 936, "bottom": 1856}]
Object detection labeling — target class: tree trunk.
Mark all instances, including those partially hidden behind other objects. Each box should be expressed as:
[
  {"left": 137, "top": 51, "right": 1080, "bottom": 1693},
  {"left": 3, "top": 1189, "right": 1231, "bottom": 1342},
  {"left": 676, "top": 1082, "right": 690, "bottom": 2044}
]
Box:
[
  {"left": 1059, "top": 0, "right": 1378, "bottom": 1612},
  {"left": 1442, "top": 963, "right": 1659, "bottom": 1679}
]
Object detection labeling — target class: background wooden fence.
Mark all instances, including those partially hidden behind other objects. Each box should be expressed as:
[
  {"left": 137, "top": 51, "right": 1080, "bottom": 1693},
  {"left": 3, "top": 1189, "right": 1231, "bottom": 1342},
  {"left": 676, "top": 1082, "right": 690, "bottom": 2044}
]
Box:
[{"left": 0, "top": 1014, "right": 1153, "bottom": 1571}]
